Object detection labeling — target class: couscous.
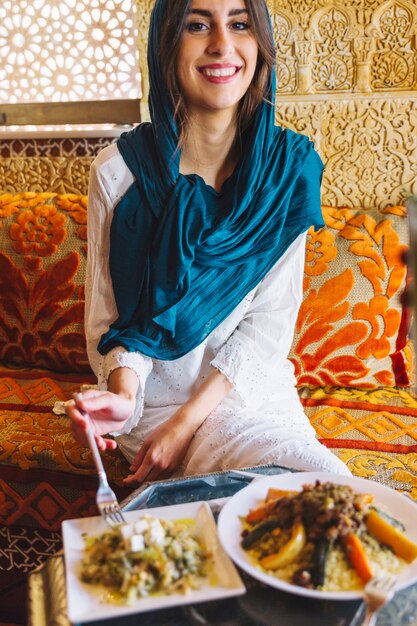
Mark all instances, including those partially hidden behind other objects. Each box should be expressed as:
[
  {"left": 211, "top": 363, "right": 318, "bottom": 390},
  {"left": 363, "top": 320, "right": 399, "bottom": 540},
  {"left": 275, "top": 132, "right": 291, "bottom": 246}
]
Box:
[{"left": 240, "top": 481, "right": 417, "bottom": 591}]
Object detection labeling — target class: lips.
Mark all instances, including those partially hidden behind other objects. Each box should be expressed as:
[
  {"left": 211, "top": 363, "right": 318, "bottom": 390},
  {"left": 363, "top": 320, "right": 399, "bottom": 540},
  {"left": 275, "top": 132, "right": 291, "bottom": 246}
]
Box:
[{"left": 197, "top": 64, "right": 241, "bottom": 82}]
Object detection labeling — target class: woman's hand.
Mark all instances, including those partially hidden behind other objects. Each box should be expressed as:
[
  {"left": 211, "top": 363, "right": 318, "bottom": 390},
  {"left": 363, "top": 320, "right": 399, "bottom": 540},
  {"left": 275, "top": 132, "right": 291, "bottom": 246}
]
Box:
[
  {"left": 123, "top": 367, "right": 233, "bottom": 484},
  {"left": 66, "top": 389, "right": 136, "bottom": 451},
  {"left": 123, "top": 411, "right": 196, "bottom": 484}
]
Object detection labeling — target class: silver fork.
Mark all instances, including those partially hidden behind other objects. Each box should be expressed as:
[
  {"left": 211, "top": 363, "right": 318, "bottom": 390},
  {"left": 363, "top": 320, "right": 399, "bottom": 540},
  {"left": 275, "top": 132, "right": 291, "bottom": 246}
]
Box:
[
  {"left": 361, "top": 572, "right": 397, "bottom": 626},
  {"left": 74, "top": 393, "right": 126, "bottom": 527}
]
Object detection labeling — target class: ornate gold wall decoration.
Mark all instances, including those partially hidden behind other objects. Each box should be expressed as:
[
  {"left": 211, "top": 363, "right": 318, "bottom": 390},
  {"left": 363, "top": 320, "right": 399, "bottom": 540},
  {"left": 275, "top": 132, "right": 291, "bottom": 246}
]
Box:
[
  {"left": 369, "top": 0, "right": 417, "bottom": 90},
  {"left": 310, "top": 6, "right": 357, "bottom": 93},
  {"left": 275, "top": 96, "right": 417, "bottom": 207},
  {"left": 271, "top": 10, "right": 297, "bottom": 93},
  {"left": 0, "top": 157, "right": 92, "bottom": 194}
]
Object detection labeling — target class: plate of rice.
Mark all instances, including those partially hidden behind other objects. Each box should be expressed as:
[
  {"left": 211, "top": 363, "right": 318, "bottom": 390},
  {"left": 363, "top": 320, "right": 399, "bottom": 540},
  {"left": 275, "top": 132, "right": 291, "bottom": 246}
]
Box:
[{"left": 217, "top": 471, "right": 417, "bottom": 600}]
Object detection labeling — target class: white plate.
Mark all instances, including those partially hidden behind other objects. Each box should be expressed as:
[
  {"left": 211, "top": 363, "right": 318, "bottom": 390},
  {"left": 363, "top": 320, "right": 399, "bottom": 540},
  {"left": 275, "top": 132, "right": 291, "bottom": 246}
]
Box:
[
  {"left": 217, "top": 471, "right": 417, "bottom": 601},
  {"left": 63, "top": 501, "right": 245, "bottom": 624}
]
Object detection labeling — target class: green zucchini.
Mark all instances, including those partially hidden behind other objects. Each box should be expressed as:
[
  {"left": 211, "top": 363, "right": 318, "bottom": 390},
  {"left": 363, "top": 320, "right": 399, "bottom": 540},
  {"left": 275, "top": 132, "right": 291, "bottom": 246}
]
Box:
[
  {"left": 311, "top": 537, "right": 331, "bottom": 587},
  {"left": 241, "top": 517, "right": 283, "bottom": 549}
]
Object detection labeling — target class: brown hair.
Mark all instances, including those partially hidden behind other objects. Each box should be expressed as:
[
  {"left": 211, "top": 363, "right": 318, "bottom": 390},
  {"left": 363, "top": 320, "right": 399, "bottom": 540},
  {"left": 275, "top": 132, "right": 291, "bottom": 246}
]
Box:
[{"left": 158, "top": 0, "right": 276, "bottom": 145}]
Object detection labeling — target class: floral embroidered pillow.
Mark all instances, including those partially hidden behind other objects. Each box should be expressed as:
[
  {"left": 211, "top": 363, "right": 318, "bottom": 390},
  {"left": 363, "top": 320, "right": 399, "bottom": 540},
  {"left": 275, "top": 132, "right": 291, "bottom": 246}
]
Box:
[
  {"left": 289, "top": 205, "right": 410, "bottom": 388},
  {"left": 0, "top": 192, "right": 90, "bottom": 373}
]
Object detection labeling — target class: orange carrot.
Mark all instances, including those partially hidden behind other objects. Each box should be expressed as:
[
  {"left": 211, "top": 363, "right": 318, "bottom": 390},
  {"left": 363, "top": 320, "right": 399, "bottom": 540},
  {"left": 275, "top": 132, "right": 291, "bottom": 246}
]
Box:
[
  {"left": 366, "top": 510, "right": 417, "bottom": 563},
  {"left": 359, "top": 494, "right": 374, "bottom": 506},
  {"left": 246, "top": 500, "right": 278, "bottom": 524},
  {"left": 265, "top": 488, "right": 297, "bottom": 502},
  {"left": 246, "top": 490, "right": 297, "bottom": 524},
  {"left": 343, "top": 533, "right": 373, "bottom": 583}
]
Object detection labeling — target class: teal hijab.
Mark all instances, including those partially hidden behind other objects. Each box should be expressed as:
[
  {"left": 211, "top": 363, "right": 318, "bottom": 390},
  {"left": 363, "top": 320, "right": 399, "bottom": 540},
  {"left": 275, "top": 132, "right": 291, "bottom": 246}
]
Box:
[{"left": 98, "top": 0, "right": 324, "bottom": 360}]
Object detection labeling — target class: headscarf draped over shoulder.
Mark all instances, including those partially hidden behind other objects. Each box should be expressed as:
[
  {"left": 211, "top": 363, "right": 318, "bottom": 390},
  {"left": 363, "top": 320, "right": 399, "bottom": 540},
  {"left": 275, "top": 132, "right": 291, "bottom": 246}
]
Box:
[{"left": 98, "top": 0, "right": 324, "bottom": 360}]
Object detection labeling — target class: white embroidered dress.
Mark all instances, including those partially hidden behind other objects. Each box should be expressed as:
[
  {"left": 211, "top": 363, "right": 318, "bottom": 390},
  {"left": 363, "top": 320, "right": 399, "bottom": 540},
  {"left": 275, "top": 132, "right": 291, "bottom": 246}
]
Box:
[{"left": 85, "top": 144, "right": 349, "bottom": 476}]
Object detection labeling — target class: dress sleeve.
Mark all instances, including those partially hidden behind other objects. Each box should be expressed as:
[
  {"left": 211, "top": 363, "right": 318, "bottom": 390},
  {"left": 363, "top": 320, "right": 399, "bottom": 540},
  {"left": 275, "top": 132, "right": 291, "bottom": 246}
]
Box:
[
  {"left": 210, "top": 231, "right": 307, "bottom": 407},
  {"left": 85, "top": 155, "right": 153, "bottom": 433}
]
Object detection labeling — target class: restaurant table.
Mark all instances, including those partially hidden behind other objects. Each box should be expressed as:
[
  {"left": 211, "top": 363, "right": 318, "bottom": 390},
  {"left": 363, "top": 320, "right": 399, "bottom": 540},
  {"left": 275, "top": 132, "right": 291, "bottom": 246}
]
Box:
[{"left": 27, "top": 465, "right": 417, "bottom": 626}]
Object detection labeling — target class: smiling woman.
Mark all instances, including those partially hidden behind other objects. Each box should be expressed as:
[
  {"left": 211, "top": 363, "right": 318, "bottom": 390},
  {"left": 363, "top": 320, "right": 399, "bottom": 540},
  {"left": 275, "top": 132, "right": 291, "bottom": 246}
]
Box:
[
  {"left": 66, "top": 0, "right": 351, "bottom": 484},
  {"left": 159, "top": 0, "right": 275, "bottom": 146},
  {"left": 176, "top": 4, "right": 258, "bottom": 116}
]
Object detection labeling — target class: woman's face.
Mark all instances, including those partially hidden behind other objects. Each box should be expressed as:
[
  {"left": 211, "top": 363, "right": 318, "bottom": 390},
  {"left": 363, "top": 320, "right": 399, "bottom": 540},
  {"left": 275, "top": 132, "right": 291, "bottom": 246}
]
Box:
[{"left": 176, "top": 0, "right": 258, "bottom": 118}]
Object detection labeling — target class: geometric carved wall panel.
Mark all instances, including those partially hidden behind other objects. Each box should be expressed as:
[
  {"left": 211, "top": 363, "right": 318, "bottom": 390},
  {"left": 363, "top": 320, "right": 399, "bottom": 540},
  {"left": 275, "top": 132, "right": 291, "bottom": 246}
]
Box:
[
  {"left": 0, "top": 157, "right": 92, "bottom": 194},
  {"left": 275, "top": 96, "right": 417, "bottom": 208},
  {"left": 0, "top": 0, "right": 140, "bottom": 104}
]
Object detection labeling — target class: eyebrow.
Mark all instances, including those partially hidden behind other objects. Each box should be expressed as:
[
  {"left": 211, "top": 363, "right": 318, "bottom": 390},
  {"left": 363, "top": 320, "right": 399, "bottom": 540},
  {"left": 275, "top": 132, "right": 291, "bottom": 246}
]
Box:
[{"left": 188, "top": 8, "right": 249, "bottom": 17}]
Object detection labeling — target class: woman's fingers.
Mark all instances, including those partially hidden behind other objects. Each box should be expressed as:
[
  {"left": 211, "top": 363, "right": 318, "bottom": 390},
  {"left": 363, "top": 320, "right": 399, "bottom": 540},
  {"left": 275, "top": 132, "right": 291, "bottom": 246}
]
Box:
[
  {"left": 102, "top": 437, "right": 118, "bottom": 451},
  {"left": 74, "top": 391, "right": 112, "bottom": 414},
  {"left": 66, "top": 400, "right": 89, "bottom": 443},
  {"left": 65, "top": 393, "right": 119, "bottom": 455},
  {"left": 129, "top": 443, "right": 148, "bottom": 472},
  {"left": 123, "top": 445, "right": 172, "bottom": 484},
  {"left": 124, "top": 445, "right": 154, "bottom": 484}
]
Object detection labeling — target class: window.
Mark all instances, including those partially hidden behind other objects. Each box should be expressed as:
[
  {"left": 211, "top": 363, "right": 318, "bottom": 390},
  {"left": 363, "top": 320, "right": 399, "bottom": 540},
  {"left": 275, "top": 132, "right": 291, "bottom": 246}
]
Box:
[{"left": 0, "top": 0, "right": 141, "bottom": 127}]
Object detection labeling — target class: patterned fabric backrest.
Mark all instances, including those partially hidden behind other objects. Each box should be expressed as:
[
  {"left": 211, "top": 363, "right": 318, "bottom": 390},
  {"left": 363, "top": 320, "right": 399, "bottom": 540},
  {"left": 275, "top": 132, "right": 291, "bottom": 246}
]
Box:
[
  {"left": 0, "top": 193, "right": 410, "bottom": 386},
  {"left": 288, "top": 205, "right": 410, "bottom": 388},
  {"left": 0, "top": 193, "right": 89, "bottom": 373}
]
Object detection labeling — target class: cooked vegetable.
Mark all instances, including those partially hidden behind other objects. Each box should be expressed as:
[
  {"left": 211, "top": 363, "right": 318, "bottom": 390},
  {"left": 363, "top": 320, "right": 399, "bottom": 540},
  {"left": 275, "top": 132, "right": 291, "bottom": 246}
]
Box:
[
  {"left": 311, "top": 537, "right": 331, "bottom": 587},
  {"left": 366, "top": 510, "right": 417, "bottom": 562},
  {"left": 260, "top": 522, "right": 306, "bottom": 570},
  {"left": 370, "top": 506, "right": 405, "bottom": 531},
  {"left": 265, "top": 488, "right": 297, "bottom": 502},
  {"left": 241, "top": 516, "right": 283, "bottom": 549},
  {"left": 343, "top": 533, "right": 373, "bottom": 583},
  {"left": 80, "top": 515, "right": 209, "bottom": 602},
  {"left": 245, "top": 500, "right": 281, "bottom": 524},
  {"left": 240, "top": 480, "right": 414, "bottom": 592},
  {"left": 245, "top": 489, "right": 298, "bottom": 524}
]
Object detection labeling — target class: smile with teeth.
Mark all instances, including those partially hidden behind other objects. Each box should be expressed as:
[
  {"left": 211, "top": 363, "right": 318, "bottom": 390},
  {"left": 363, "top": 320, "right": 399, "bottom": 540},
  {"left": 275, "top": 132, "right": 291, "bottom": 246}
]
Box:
[{"left": 199, "top": 66, "right": 240, "bottom": 77}]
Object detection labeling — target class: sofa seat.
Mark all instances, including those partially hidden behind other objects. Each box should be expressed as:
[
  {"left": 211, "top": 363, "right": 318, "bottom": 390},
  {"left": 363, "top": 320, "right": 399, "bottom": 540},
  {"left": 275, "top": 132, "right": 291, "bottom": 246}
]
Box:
[
  {"left": 2, "top": 366, "right": 417, "bottom": 535},
  {"left": 299, "top": 385, "right": 417, "bottom": 496},
  {"left": 0, "top": 366, "right": 130, "bottom": 534}
]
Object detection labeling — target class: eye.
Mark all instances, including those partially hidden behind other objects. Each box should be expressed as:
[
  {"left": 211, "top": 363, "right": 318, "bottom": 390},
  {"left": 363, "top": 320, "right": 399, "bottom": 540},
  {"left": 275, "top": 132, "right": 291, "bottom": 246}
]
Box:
[
  {"left": 230, "top": 21, "right": 251, "bottom": 31},
  {"left": 186, "top": 20, "right": 209, "bottom": 32}
]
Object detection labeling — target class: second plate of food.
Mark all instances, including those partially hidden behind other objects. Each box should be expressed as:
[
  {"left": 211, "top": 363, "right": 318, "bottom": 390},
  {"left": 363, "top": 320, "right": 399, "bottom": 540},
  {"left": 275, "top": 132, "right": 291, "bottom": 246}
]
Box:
[
  {"left": 63, "top": 501, "right": 245, "bottom": 623},
  {"left": 217, "top": 471, "right": 417, "bottom": 600}
]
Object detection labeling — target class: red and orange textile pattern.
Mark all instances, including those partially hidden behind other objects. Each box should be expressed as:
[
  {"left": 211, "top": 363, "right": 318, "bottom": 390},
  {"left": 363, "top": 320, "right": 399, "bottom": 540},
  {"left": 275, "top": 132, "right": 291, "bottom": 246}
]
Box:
[
  {"left": 0, "top": 368, "right": 130, "bottom": 532},
  {"left": 300, "top": 385, "right": 417, "bottom": 498},
  {"left": 0, "top": 193, "right": 89, "bottom": 373},
  {"left": 1, "top": 370, "right": 417, "bottom": 536},
  {"left": 289, "top": 204, "right": 411, "bottom": 388},
  {"left": 0, "top": 194, "right": 412, "bottom": 386},
  {"left": 0, "top": 193, "right": 415, "bottom": 525}
]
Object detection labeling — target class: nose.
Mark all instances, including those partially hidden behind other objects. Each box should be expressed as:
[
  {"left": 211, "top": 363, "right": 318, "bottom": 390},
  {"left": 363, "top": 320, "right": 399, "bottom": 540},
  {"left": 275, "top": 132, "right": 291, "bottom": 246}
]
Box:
[{"left": 206, "top": 25, "right": 234, "bottom": 56}]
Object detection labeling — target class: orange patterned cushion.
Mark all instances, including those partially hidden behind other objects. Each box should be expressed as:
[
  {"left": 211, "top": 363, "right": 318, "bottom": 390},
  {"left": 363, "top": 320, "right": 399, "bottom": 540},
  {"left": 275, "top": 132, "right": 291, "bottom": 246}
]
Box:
[
  {"left": 0, "top": 195, "right": 411, "bottom": 385},
  {"left": 289, "top": 205, "right": 410, "bottom": 388},
  {"left": 0, "top": 192, "right": 89, "bottom": 373}
]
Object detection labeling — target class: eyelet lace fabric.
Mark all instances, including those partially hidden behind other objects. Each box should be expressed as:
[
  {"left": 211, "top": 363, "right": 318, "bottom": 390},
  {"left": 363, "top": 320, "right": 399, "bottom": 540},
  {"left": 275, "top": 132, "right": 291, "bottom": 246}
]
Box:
[
  {"left": 116, "top": 397, "right": 350, "bottom": 477},
  {"left": 211, "top": 334, "right": 297, "bottom": 408}
]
